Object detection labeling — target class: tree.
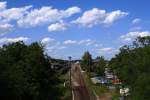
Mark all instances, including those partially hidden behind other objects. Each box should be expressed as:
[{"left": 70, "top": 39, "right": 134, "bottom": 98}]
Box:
[
  {"left": 0, "top": 41, "right": 61, "bottom": 100},
  {"left": 94, "top": 56, "right": 106, "bottom": 76},
  {"left": 81, "top": 51, "right": 92, "bottom": 72},
  {"left": 109, "top": 36, "right": 150, "bottom": 100}
]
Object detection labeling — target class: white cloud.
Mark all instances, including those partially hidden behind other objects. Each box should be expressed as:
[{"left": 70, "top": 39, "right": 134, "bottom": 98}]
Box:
[
  {"left": 63, "top": 6, "right": 81, "bottom": 17},
  {"left": 78, "top": 39, "right": 95, "bottom": 46},
  {"left": 99, "top": 47, "right": 113, "bottom": 52},
  {"left": 41, "top": 37, "right": 55, "bottom": 44},
  {"left": 64, "top": 39, "right": 96, "bottom": 46},
  {"left": 64, "top": 40, "right": 77, "bottom": 45},
  {"left": 93, "top": 47, "right": 118, "bottom": 58},
  {"left": 0, "top": 2, "right": 82, "bottom": 34},
  {"left": 0, "top": 2, "right": 33, "bottom": 35},
  {"left": 104, "top": 10, "right": 128, "bottom": 25},
  {"left": 48, "top": 21, "right": 67, "bottom": 32},
  {"left": 0, "top": 2, "right": 7, "bottom": 10},
  {"left": 46, "top": 42, "right": 61, "bottom": 52},
  {"left": 95, "top": 47, "right": 118, "bottom": 58},
  {"left": 72, "top": 8, "right": 128, "bottom": 27},
  {"left": 0, "top": 23, "right": 13, "bottom": 34},
  {"left": 0, "top": 5, "right": 32, "bottom": 23},
  {"left": 17, "top": 6, "right": 81, "bottom": 27},
  {"left": 120, "top": 31, "right": 150, "bottom": 42},
  {"left": 0, "top": 37, "right": 29, "bottom": 44},
  {"left": 41, "top": 38, "right": 67, "bottom": 54},
  {"left": 94, "top": 47, "right": 114, "bottom": 57},
  {"left": 132, "top": 18, "right": 141, "bottom": 24},
  {"left": 72, "top": 8, "right": 106, "bottom": 27}
]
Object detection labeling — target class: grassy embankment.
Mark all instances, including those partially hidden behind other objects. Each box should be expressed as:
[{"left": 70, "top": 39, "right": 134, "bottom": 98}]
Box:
[
  {"left": 59, "top": 73, "right": 72, "bottom": 100},
  {"left": 83, "top": 72, "right": 120, "bottom": 99}
]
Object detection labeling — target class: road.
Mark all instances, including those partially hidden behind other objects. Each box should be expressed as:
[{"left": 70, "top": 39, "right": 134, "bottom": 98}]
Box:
[{"left": 71, "top": 63, "right": 91, "bottom": 100}]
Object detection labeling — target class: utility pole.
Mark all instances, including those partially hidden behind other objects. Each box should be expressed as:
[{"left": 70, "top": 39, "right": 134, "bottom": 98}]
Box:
[{"left": 68, "top": 56, "right": 72, "bottom": 99}]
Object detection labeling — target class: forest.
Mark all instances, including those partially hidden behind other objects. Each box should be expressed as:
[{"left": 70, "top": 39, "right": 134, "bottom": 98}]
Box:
[
  {"left": 0, "top": 36, "right": 150, "bottom": 100},
  {"left": 0, "top": 41, "right": 66, "bottom": 100},
  {"left": 81, "top": 36, "right": 150, "bottom": 99},
  {"left": 109, "top": 36, "right": 150, "bottom": 100}
]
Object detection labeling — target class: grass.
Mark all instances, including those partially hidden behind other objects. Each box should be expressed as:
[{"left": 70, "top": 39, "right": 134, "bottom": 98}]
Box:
[
  {"left": 59, "top": 73, "right": 72, "bottom": 100},
  {"left": 111, "top": 91, "right": 120, "bottom": 100},
  {"left": 83, "top": 72, "right": 120, "bottom": 99},
  {"left": 83, "top": 72, "right": 108, "bottom": 96}
]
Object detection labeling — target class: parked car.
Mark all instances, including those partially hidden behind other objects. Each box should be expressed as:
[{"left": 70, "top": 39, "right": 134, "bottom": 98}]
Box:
[{"left": 91, "top": 76, "right": 108, "bottom": 84}]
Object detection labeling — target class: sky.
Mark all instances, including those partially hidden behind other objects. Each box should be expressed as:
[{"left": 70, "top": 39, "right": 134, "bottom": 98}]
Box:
[{"left": 0, "top": 0, "right": 150, "bottom": 60}]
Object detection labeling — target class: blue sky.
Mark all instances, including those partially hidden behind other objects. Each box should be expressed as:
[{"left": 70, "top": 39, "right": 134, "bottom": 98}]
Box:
[{"left": 0, "top": 0, "right": 150, "bottom": 60}]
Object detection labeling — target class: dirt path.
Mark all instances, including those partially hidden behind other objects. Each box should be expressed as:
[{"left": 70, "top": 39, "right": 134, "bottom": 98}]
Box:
[{"left": 71, "top": 64, "right": 91, "bottom": 100}]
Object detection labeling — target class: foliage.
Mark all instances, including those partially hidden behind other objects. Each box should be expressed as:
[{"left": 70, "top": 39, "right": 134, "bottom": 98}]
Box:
[
  {"left": 0, "top": 41, "right": 61, "bottom": 100},
  {"left": 93, "top": 56, "right": 106, "bottom": 76},
  {"left": 81, "top": 51, "right": 92, "bottom": 72},
  {"left": 109, "top": 36, "right": 150, "bottom": 100}
]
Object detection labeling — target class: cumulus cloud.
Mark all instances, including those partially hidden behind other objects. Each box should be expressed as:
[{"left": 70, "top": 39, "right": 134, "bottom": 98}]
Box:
[
  {"left": 0, "top": 2, "right": 7, "bottom": 10},
  {"left": 0, "top": 23, "right": 13, "bottom": 34},
  {"left": 46, "top": 42, "right": 61, "bottom": 52},
  {"left": 41, "top": 38, "right": 67, "bottom": 54},
  {"left": 0, "top": 4, "right": 32, "bottom": 23},
  {"left": 63, "top": 6, "right": 81, "bottom": 17},
  {"left": 41, "top": 37, "right": 55, "bottom": 44},
  {"left": 120, "top": 31, "right": 150, "bottom": 42},
  {"left": 0, "top": 1, "right": 32, "bottom": 34},
  {"left": 95, "top": 47, "right": 118, "bottom": 56},
  {"left": 0, "top": 1, "right": 82, "bottom": 33},
  {"left": 48, "top": 21, "right": 67, "bottom": 32},
  {"left": 132, "top": 18, "right": 141, "bottom": 24},
  {"left": 72, "top": 8, "right": 128, "bottom": 27},
  {"left": 0, "top": 37, "right": 29, "bottom": 44},
  {"left": 64, "top": 40, "right": 77, "bottom": 45},
  {"left": 64, "top": 39, "right": 95, "bottom": 46},
  {"left": 72, "top": 8, "right": 106, "bottom": 27},
  {"left": 104, "top": 10, "right": 128, "bottom": 24},
  {"left": 93, "top": 47, "right": 119, "bottom": 58},
  {"left": 78, "top": 39, "right": 95, "bottom": 46},
  {"left": 17, "top": 6, "right": 81, "bottom": 27},
  {"left": 99, "top": 47, "right": 113, "bottom": 52}
]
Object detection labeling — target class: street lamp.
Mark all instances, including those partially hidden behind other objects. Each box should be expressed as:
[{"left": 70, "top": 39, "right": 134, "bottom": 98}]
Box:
[{"left": 68, "top": 56, "right": 72, "bottom": 98}]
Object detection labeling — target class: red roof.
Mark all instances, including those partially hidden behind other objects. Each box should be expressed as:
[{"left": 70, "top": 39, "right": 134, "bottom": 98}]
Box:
[{"left": 112, "top": 79, "right": 122, "bottom": 84}]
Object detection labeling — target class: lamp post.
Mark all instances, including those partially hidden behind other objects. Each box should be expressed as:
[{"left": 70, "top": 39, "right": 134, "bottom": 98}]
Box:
[{"left": 68, "top": 56, "right": 72, "bottom": 98}]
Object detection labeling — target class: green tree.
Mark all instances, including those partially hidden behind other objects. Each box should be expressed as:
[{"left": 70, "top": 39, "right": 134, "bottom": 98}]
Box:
[
  {"left": 109, "top": 36, "right": 150, "bottom": 100},
  {"left": 81, "top": 51, "right": 92, "bottom": 72},
  {"left": 0, "top": 41, "right": 61, "bottom": 100},
  {"left": 94, "top": 56, "right": 106, "bottom": 76}
]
